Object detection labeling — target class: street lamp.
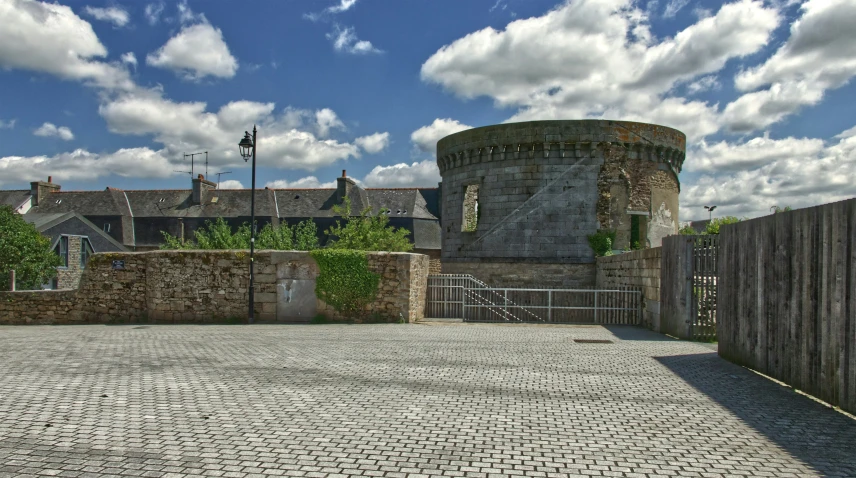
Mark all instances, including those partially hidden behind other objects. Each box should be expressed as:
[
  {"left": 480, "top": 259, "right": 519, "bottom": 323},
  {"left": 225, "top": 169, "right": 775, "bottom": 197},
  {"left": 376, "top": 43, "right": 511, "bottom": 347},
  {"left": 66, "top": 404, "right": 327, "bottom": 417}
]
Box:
[
  {"left": 704, "top": 205, "right": 717, "bottom": 222},
  {"left": 238, "top": 126, "right": 257, "bottom": 323}
]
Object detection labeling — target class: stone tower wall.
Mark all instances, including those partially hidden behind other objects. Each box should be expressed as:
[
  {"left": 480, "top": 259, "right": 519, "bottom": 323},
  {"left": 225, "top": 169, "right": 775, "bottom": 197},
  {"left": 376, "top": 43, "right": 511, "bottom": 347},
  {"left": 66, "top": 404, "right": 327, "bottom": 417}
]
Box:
[{"left": 436, "top": 120, "right": 684, "bottom": 286}]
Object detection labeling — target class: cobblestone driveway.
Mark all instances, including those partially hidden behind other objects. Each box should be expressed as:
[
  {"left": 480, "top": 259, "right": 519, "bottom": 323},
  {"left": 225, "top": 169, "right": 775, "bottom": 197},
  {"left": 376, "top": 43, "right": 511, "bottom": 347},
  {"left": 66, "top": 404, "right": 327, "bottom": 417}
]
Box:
[{"left": 1, "top": 323, "right": 854, "bottom": 478}]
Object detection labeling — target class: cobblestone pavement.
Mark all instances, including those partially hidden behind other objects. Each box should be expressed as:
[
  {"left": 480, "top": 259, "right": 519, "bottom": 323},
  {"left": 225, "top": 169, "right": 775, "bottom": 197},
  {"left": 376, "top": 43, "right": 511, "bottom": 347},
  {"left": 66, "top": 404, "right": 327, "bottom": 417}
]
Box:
[{"left": 1, "top": 323, "right": 855, "bottom": 478}]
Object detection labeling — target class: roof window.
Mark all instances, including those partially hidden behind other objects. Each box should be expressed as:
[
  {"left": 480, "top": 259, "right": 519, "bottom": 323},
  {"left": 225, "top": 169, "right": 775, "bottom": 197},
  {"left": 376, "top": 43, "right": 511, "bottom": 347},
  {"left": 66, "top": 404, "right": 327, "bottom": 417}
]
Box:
[
  {"left": 55, "top": 199, "right": 62, "bottom": 204},
  {"left": 294, "top": 195, "right": 300, "bottom": 199}
]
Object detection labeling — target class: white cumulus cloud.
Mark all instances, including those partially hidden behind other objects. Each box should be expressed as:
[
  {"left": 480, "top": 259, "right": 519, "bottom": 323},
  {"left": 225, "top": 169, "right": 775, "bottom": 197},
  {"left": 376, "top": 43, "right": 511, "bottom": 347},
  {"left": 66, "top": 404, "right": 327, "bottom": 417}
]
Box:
[
  {"left": 682, "top": 126, "right": 856, "bottom": 219},
  {"left": 722, "top": 0, "right": 856, "bottom": 133},
  {"left": 0, "top": 0, "right": 135, "bottom": 91},
  {"left": 421, "top": 0, "right": 779, "bottom": 141},
  {"left": 355, "top": 132, "right": 390, "bottom": 154},
  {"left": 327, "top": 25, "right": 382, "bottom": 54},
  {"left": 265, "top": 177, "right": 337, "bottom": 189},
  {"left": 217, "top": 179, "right": 244, "bottom": 189},
  {"left": 315, "top": 108, "right": 345, "bottom": 138},
  {"left": 83, "top": 6, "right": 129, "bottom": 27},
  {"left": 411, "top": 118, "right": 474, "bottom": 153},
  {"left": 98, "top": 92, "right": 362, "bottom": 172},
  {"left": 0, "top": 147, "right": 174, "bottom": 187},
  {"left": 121, "top": 52, "right": 137, "bottom": 69},
  {"left": 144, "top": 2, "right": 164, "bottom": 25},
  {"left": 362, "top": 160, "right": 441, "bottom": 188},
  {"left": 146, "top": 23, "right": 238, "bottom": 80},
  {"left": 34, "top": 122, "right": 74, "bottom": 141}
]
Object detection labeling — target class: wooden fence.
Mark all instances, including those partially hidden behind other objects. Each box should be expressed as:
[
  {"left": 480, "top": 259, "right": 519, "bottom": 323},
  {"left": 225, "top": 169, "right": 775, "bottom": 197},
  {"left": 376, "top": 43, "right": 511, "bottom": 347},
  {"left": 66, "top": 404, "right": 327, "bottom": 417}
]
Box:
[{"left": 718, "top": 198, "right": 856, "bottom": 415}]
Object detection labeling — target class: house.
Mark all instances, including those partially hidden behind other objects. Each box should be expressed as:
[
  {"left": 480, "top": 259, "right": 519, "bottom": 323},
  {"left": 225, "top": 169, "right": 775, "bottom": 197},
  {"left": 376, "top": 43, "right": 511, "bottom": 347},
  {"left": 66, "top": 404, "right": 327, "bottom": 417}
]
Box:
[
  {"left": 8, "top": 171, "right": 442, "bottom": 272},
  {"left": 22, "top": 211, "right": 129, "bottom": 289}
]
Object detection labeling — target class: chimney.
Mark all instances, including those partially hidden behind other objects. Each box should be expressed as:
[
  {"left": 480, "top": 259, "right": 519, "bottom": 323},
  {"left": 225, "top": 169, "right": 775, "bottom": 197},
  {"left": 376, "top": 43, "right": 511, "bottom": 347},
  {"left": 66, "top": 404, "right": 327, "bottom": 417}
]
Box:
[
  {"left": 336, "top": 170, "right": 356, "bottom": 204},
  {"left": 30, "top": 176, "right": 61, "bottom": 206},
  {"left": 192, "top": 174, "right": 216, "bottom": 205}
]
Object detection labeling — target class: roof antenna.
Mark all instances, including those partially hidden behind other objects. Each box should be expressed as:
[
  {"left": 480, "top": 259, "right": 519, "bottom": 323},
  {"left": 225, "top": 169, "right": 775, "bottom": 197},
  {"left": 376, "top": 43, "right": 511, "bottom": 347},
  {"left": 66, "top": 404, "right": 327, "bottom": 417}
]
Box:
[
  {"left": 213, "top": 171, "right": 232, "bottom": 189},
  {"left": 183, "top": 152, "right": 206, "bottom": 177},
  {"left": 174, "top": 170, "right": 192, "bottom": 176}
]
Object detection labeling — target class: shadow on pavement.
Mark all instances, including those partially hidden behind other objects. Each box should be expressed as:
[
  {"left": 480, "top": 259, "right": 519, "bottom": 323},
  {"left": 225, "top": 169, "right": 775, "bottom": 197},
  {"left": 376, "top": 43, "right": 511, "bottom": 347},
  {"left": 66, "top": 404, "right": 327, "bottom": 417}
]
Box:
[
  {"left": 603, "top": 325, "right": 679, "bottom": 341},
  {"left": 656, "top": 352, "right": 856, "bottom": 477}
]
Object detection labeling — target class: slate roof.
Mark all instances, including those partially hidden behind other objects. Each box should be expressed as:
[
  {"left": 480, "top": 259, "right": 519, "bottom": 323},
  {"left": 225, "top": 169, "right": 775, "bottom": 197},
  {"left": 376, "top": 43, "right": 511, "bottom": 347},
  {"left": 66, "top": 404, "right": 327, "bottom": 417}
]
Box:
[
  {"left": 23, "top": 212, "right": 128, "bottom": 252},
  {"left": 0, "top": 190, "right": 31, "bottom": 210},
  {"left": 27, "top": 190, "right": 127, "bottom": 216},
  {"left": 3, "top": 179, "right": 443, "bottom": 249}
]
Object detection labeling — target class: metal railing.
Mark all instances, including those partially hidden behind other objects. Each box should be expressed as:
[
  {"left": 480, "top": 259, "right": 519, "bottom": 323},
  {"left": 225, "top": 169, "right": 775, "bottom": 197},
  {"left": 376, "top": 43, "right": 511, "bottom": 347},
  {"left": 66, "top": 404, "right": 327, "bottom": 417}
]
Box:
[{"left": 426, "top": 275, "right": 642, "bottom": 324}]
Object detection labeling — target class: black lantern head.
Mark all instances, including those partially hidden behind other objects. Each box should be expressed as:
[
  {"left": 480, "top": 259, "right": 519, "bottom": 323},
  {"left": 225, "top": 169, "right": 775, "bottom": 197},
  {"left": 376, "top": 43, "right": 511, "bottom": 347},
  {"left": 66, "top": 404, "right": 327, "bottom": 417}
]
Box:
[{"left": 238, "top": 132, "right": 254, "bottom": 161}]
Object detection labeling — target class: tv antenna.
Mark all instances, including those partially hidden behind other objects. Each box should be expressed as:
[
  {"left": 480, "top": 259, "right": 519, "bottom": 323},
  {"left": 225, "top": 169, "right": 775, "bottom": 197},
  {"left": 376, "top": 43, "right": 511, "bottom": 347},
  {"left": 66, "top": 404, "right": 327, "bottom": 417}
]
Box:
[
  {"left": 183, "top": 151, "right": 208, "bottom": 177},
  {"left": 174, "top": 170, "right": 192, "bottom": 176},
  {"left": 213, "top": 171, "right": 233, "bottom": 189}
]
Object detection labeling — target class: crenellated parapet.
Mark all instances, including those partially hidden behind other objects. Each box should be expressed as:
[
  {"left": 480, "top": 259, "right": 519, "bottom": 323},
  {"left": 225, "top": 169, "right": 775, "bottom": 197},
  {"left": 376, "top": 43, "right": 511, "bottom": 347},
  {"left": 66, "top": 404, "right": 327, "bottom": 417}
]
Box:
[
  {"left": 437, "top": 120, "right": 686, "bottom": 182},
  {"left": 436, "top": 120, "right": 686, "bottom": 276}
]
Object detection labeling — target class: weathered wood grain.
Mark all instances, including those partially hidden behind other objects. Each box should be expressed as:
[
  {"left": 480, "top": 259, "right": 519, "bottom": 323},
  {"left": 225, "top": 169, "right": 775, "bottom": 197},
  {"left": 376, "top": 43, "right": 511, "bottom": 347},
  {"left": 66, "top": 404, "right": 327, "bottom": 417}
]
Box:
[{"left": 718, "top": 198, "right": 856, "bottom": 415}]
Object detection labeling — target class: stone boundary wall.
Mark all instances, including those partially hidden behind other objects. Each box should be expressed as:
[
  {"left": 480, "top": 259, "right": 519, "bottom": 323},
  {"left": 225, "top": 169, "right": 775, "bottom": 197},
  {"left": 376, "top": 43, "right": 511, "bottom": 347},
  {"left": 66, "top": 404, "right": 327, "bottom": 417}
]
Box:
[
  {"left": 596, "top": 248, "right": 662, "bottom": 329},
  {"left": 0, "top": 250, "right": 429, "bottom": 325},
  {"left": 442, "top": 262, "right": 596, "bottom": 289}
]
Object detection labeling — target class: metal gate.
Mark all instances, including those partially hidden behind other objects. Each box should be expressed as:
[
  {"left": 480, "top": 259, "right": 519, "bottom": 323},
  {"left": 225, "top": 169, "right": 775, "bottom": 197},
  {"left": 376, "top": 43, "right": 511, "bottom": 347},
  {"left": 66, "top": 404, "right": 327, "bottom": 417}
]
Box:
[
  {"left": 661, "top": 235, "right": 719, "bottom": 341},
  {"left": 691, "top": 235, "right": 718, "bottom": 341},
  {"left": 425, "top": 274, "right": 642, "bottom": 324}
]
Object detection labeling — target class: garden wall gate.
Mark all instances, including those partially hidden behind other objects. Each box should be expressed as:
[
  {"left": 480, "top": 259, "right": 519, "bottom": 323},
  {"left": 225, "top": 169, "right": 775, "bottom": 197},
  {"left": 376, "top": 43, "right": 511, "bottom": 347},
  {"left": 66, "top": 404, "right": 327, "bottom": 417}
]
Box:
[{"left": 661, "top": 235, "right": 719, "bottom": 340}]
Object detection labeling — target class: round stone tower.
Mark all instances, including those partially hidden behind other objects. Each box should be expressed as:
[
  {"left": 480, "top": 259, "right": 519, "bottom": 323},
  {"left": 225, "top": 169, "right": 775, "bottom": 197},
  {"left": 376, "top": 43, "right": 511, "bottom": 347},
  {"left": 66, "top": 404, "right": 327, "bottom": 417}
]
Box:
[{"left": 436, "top": 120, "right": 685, "bottom": 288}]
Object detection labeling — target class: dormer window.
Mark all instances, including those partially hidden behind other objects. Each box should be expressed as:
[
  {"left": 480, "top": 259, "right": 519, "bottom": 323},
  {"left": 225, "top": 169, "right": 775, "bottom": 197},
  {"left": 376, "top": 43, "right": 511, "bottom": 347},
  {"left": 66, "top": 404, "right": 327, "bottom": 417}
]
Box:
[{"left": 103, "top": 223, "right": 111, "bottom": 233}]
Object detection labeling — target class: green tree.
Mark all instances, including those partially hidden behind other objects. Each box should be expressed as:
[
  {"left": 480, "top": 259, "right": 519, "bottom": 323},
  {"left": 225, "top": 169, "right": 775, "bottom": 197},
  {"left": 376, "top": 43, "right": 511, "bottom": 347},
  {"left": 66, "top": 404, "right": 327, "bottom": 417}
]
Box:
[
  {"left": 293, "top": 220, "right": 320, "bottom": 250},
  {"left": 704, "top": 216, "right": 742, "bottom": 234},
  {"left": 325, "top": 197, "right": 414, "bottom": 252},
  {"left": 773, "top": 206, "right": 793, "bottom": 213},
  {"left": 256, "top": 222, "right": 293, "bottom": 250},
  {"left": 160, "top": 218, "right": 319, "bottom": 251},
  {"left": 679, "top": 224, "right": 699, "bottom": 235},
  {"left": 0, "top": 205, "right": 62, "bottom": 290}
]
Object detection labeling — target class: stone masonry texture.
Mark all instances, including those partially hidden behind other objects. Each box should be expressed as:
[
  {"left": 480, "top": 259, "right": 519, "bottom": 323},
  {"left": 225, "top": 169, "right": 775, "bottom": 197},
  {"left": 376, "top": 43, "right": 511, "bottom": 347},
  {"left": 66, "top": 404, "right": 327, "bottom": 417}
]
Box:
[
  {"left": 0, "top": 250, "right": 429, "bottom": 325},
  {"left": 437, "top": 120, "right": 684, "bottom": 277},
  {"left": 1, "top": 323, "right": 855, "bottom": 478},
  {"left": 596, "top": 248, "right": 662, "bottom": 330},
  {"left": 442, "top": 262, "right": 597, "bottom": 289}
]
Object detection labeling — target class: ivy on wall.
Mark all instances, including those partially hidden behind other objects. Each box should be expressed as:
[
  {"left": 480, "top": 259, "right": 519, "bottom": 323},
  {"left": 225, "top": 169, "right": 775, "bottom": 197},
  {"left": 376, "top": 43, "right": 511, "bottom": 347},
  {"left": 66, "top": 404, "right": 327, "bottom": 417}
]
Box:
[{"left": 309, "top": 249, "right": 380, "bottom": 318}]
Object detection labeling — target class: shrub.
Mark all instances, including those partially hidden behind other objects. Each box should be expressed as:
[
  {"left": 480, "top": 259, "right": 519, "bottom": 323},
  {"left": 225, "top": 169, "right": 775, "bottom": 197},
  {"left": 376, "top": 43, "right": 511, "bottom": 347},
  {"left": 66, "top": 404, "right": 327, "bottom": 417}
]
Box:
[
  {"left": 587, "top": 229, "right": 616, "bottom": 257},
  {"left": 325, "top": 198, "right": 413, "bottom": 252}
]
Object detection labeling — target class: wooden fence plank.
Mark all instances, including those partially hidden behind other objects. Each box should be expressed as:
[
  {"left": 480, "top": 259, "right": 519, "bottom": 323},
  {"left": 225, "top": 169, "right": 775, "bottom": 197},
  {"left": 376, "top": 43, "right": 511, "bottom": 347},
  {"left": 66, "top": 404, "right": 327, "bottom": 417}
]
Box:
[{"left": 718, "top": 198, "right": 856, "bottom": 415}]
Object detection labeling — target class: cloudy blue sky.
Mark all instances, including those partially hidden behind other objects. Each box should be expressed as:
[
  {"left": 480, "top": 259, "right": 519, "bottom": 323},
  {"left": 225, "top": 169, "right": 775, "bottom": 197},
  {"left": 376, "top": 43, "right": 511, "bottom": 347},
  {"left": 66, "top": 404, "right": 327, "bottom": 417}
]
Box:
[{"left": 1, "top": 0, "right": 854, "bottom": 221}]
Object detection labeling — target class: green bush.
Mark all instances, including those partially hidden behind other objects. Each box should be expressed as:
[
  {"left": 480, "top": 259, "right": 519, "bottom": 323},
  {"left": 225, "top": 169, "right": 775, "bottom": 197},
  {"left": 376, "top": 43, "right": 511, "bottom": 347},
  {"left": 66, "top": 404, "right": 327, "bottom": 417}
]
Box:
[
  {"left": 160, "top": 218, "right": 319, "bottom": 250},
  {"left": 310, "top": 249, "right": 380, "bottom": 318},
  {"left": 325, "top": 197, "right": 413, "bottom": 252},
  {"left": 704, "top": 216, "right": 742, "bottom": 235},
  {"left": 587, "top": 229, "right": 616, "bottom": 257}
]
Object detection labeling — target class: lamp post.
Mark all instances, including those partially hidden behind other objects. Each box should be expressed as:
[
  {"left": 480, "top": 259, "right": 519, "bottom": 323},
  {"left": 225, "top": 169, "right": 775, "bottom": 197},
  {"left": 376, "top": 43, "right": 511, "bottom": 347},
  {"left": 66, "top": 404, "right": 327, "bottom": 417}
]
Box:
[
  {"left": 238, "top": 126, "right": 257, "bottom": 323},
  {"left": 704, "top": 205, "right": 717, "bottom": 222}
]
